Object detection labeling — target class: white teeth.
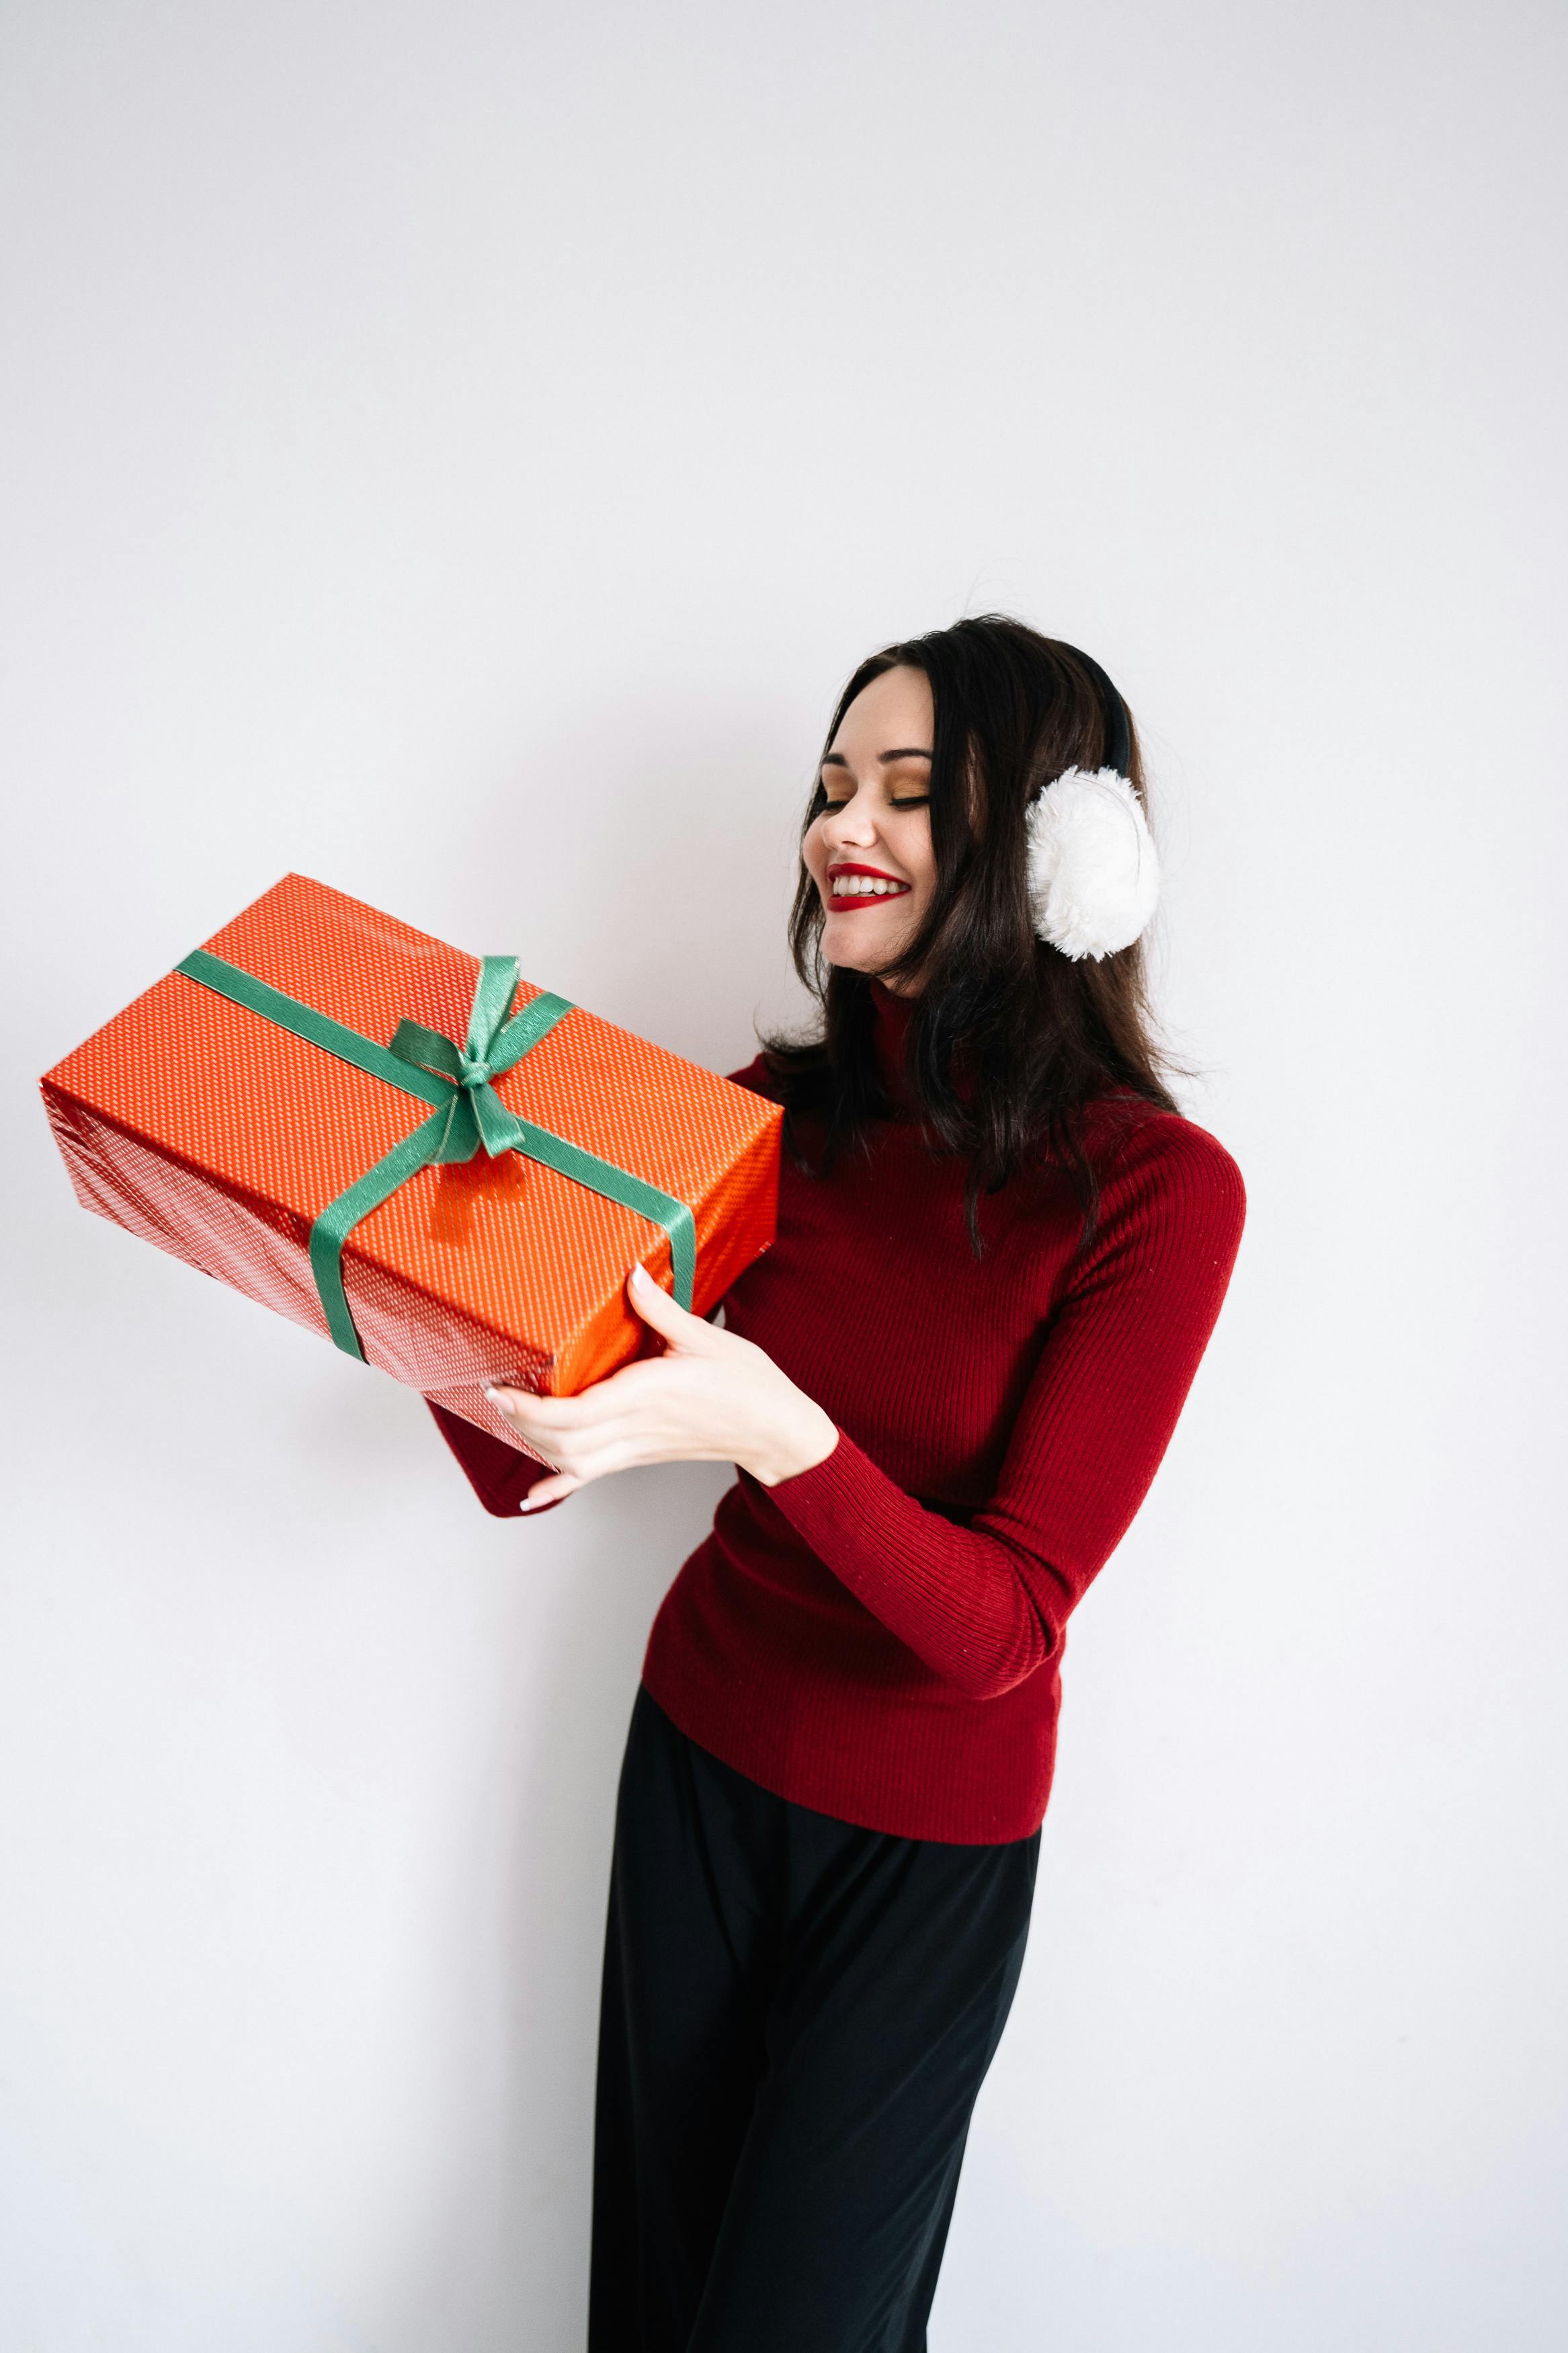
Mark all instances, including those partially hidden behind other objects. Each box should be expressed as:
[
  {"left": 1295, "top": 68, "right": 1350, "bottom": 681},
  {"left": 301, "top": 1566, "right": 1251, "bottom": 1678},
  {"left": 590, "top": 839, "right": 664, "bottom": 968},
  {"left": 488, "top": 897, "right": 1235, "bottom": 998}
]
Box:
[{"left": 832, "top": 875, "right": 906, "bottom": 896}]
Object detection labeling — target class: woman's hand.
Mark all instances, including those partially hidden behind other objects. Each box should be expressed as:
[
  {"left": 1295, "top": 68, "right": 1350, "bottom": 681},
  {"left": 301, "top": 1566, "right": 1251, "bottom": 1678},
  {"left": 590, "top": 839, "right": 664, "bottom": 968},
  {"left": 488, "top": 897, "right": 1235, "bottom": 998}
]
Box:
[{"left": 485, "top": 1262, "right": 840, "bottom": 1510}]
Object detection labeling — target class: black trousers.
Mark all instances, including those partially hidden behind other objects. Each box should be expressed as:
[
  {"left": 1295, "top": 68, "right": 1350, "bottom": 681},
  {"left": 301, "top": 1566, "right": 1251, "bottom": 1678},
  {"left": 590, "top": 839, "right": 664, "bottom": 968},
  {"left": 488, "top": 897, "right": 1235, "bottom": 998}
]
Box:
[{"left": 588, "top": 1682, "right": 1041, "bottom": 2352}]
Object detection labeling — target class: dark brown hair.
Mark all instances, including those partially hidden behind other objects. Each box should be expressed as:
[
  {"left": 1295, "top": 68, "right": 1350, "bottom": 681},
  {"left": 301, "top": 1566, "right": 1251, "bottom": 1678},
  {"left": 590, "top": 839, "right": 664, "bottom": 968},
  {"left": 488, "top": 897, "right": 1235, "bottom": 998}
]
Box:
[{"left": 757, "top": 614, "right": 1180, "bottom": 1255}]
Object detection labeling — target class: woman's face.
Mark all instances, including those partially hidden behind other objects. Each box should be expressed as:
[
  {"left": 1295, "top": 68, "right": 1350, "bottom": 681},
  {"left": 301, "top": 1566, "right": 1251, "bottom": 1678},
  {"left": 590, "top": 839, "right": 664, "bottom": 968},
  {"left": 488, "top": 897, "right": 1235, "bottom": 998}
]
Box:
[{"left": 802, "top": 664, "right": 936, "bottom": 992}]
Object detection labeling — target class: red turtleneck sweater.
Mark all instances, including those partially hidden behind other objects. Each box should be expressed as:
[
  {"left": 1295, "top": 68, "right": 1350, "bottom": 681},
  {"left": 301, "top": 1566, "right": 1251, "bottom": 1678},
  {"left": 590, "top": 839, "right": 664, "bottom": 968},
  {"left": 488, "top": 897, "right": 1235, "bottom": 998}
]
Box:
[{"left": 429, "top": 981, "right": 1245, "bottom": 1843}]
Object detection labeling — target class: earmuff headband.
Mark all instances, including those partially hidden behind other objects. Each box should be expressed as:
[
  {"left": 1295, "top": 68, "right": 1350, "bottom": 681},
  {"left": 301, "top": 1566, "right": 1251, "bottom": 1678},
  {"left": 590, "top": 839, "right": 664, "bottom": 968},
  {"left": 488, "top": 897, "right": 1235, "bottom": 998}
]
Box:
[
  {"left": 1024, "top": 644, "right": 1157, "bottom": 959},
  {"left": 1052, "top": 640, "right": 1132, "bottom": 778}
]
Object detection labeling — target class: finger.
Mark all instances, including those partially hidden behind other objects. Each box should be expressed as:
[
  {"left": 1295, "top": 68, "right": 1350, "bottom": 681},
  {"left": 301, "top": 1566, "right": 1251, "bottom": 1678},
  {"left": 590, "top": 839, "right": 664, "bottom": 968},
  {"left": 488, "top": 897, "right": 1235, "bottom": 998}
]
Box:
[
  {"left": 520, "top": 1473, "right": 581, "bottom": 1511},
  {"left": 485, "top": 1384, "right": 616, "bottom": 1434},
  {"left": 522, "top": 1437, "right": 639, "bottom": 1492},
  {"left": 509, "top": 1404, "right": 650, "bottom": 1474},
  {"left": 485, "top": 1401, "right": 559, "bottom": 1464},
  {"left": 487, "top": 1356, "right": 672, "bottom": 1424},
  {"left": 487, "top": 1399, "right": 643, "bottom": 1466},
  {"left": 627, "top": 1262, "right": 722, "bottom": 1349}
]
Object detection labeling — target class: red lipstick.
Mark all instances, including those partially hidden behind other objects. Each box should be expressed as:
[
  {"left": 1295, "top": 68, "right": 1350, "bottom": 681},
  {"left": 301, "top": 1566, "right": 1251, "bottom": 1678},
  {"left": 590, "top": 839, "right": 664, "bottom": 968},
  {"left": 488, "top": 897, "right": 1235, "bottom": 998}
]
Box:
[{"left": 825, "top": 861, "right": 912, "bottom": 912}]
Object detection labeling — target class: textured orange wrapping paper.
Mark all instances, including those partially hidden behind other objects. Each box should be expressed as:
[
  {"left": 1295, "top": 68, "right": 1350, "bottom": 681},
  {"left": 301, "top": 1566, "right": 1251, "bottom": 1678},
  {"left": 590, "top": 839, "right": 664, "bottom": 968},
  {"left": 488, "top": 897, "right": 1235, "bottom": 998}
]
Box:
[{"left": 40, "top": 874, "right": 783, "bottom": 1457}]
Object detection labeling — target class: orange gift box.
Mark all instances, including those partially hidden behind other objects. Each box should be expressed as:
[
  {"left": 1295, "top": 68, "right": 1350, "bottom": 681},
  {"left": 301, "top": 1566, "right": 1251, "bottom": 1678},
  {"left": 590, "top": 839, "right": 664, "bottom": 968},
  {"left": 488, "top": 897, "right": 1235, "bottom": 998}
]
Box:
[{"left": 40, "top": 874, "right": 783, "bottom": 1456}]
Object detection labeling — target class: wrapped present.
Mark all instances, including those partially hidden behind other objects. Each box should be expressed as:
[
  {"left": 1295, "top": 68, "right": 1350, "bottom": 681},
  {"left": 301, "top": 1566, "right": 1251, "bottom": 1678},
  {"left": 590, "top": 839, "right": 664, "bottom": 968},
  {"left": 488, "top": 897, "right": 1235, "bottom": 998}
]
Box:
[{"left": 40, "top": 874, "right": 783, "bottom": 1456}]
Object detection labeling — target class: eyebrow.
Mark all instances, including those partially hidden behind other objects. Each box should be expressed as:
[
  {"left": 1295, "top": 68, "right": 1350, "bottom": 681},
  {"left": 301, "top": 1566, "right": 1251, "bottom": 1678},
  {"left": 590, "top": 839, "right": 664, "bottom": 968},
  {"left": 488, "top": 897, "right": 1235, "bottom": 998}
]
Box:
[{"left": 820, "top": 748, "right": 933, "bottom": 770}]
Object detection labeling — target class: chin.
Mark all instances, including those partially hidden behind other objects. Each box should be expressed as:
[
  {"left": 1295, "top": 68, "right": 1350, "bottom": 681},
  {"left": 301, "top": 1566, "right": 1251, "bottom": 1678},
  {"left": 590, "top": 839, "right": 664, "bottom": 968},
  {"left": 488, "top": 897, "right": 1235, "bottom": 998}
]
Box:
[
  {"left": 817, "top": 892, "right": 919, "bottom": 973},
  {"left": 822, "top": 934, "right": 913, "bottom": 975}
]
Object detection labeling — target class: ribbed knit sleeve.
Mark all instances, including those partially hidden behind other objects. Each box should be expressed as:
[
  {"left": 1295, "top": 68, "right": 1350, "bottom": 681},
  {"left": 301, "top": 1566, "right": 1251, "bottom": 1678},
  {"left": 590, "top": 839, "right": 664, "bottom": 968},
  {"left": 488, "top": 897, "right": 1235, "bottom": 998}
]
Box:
[{"left": 757, "top": 1118, "right": 1246, "bottom": 1702}]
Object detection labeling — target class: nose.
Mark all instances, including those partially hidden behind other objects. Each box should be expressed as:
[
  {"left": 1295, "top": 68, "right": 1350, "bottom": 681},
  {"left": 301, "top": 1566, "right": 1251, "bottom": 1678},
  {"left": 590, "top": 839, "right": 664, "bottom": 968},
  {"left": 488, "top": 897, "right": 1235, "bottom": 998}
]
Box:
[{"left": 822, "top": 794, "right": 878, "bottom": 850}]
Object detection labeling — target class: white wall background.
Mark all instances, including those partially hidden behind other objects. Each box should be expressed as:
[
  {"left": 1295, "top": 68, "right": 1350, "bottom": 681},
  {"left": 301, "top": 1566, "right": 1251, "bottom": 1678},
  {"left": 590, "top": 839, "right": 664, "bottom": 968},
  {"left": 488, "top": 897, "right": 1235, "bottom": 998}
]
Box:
[{"left": 3, "top": 2, "right": 1564, "bottom": 2346}]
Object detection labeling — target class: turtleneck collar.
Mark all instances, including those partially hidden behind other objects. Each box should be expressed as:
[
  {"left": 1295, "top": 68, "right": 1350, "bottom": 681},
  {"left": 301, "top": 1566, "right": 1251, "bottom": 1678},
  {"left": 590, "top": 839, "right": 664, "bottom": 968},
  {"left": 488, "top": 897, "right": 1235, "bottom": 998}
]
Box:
[
  {"left": 868, "top": 975, "right": 981, "bottom": 1120},
  {"left": 868, "top": 976, "right": 921, "bottom": 1115}
]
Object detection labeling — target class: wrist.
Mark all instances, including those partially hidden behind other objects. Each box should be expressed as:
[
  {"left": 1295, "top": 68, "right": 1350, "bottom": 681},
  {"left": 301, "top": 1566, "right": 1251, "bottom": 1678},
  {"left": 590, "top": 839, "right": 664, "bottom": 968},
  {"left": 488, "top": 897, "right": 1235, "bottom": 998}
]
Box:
[{"left": 747, "top": 1397, "right": 840, "bottom": 1488}]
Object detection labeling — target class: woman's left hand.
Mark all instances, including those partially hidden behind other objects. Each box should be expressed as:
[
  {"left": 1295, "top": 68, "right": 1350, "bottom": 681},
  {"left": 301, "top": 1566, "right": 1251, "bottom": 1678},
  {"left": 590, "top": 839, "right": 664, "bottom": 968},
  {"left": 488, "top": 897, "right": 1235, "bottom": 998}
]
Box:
[{"left": 485, "top": 1262, "right": 840, "bottom": 1509}]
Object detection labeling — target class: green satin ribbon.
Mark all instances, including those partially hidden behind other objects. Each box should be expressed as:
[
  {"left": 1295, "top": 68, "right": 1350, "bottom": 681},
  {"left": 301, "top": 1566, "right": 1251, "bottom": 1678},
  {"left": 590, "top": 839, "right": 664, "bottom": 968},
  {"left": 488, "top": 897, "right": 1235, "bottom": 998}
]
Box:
[{"left": 174, "top": 946, "right": 696, "bottom": 1358}]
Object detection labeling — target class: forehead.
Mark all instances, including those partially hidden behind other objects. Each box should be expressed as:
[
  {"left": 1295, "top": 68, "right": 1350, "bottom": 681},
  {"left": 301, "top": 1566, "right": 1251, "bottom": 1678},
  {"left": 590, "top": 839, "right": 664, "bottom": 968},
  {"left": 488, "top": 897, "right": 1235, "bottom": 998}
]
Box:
[{"left": 829, "top": 664, "right": 934, "bottom": 754}]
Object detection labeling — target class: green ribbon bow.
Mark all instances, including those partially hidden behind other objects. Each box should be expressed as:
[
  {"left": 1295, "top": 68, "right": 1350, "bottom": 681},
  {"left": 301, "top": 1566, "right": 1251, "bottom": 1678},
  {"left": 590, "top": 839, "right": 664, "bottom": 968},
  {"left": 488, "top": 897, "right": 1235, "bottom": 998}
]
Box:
[{"left": 175, "top": 947, "right": 696, "bottom": 1359}]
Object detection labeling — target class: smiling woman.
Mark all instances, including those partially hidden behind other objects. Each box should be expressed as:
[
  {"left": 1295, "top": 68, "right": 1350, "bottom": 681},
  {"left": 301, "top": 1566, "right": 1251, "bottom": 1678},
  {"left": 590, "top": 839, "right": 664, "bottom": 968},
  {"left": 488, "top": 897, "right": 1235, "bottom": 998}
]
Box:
[
  {"left": 804, "top": 664, "right": 935, "bottom": 945},
  {"left": 433, "top": 613, "right": 1245, "bottom": 2353},
  {"left": 760, "top": 614, "right": 1182, "bottom": 1254}
]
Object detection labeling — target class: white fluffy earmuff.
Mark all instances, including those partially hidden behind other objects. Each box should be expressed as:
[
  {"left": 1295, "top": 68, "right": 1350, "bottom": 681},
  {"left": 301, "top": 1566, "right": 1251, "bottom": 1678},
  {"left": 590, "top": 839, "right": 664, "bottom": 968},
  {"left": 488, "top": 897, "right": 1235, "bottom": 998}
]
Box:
[{"left": 1024, "top": 766, "right": 1160, "bottom": 961}]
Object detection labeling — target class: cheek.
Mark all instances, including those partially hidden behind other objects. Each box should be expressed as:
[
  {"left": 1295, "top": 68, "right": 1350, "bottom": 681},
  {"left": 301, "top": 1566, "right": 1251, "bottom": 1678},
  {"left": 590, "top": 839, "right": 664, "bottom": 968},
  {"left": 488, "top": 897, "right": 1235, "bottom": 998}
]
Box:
[{"left": 898, "top": 825, "right": 937, "bottom": 900}]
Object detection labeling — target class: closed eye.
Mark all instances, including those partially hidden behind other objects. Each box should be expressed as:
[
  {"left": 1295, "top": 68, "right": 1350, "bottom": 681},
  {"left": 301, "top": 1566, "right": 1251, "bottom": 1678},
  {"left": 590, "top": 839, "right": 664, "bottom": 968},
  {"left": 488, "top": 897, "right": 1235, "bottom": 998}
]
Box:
[{"left": 821, "top": 795, "right": 929, "bottom": 810}]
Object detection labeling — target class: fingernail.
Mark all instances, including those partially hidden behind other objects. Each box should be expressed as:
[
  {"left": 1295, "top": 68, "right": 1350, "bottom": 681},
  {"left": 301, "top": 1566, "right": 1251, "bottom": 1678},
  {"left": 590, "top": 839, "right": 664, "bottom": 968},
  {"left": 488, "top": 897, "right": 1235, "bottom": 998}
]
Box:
[{"left": 630, "top": 1263, "right": 653, "bottom": 1291}]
